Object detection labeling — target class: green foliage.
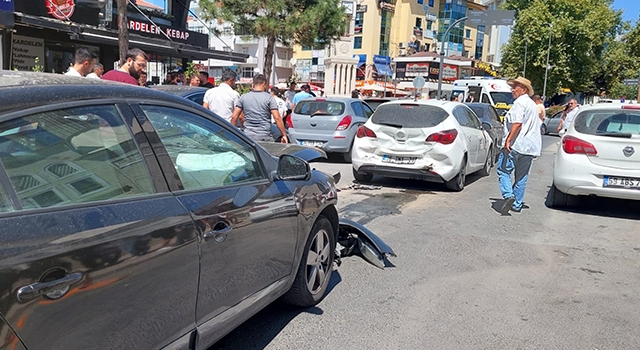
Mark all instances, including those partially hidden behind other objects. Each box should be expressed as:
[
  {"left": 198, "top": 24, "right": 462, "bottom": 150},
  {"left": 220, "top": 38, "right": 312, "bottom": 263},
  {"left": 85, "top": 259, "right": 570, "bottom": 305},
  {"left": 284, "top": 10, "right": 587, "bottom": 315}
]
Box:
[
  {"left": 185, "top": 62, "right": 199, "bottom": 80},
  {"left": 236, "top": 83, "right": 252, "bottom": 95},
  {"left": 501, "top": 0, "right": 621, "bottom": 97},
  {"left": 31, "top": 57, "right": 43, "bottom": 73}
]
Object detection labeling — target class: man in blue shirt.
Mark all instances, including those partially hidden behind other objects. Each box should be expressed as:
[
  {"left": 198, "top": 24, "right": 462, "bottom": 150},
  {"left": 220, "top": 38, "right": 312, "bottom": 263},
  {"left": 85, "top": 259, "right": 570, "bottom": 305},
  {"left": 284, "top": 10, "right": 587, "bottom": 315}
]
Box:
[{"left": 291, "top": 84, "right": 313, "bottom": 111}]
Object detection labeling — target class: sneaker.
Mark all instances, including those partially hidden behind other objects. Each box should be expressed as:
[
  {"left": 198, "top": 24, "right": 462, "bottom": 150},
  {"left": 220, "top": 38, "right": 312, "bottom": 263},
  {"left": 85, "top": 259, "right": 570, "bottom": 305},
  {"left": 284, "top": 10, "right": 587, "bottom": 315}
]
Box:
[
  {"left": 501, "top": 197, "right": 515, "bottom": 214},
  {"left": 511, "top": 205, "right": 522, "bottom": 213}
]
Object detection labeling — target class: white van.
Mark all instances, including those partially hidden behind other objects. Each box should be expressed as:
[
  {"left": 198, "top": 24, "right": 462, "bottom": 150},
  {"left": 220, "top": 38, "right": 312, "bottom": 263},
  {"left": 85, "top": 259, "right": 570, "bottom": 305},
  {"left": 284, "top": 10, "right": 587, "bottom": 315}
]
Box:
[{"left": 452, "top": 77, "right": 515, "bottom": 120}]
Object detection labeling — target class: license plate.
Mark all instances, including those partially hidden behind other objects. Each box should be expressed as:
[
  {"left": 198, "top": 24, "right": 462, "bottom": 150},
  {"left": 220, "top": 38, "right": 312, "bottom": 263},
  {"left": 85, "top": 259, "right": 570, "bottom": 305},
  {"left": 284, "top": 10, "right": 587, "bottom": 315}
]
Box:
[
  {"left": 382, "top": 155, "right": 417, "bottom": 164},
  {"left": 603, "top": 176, "right": 640, "bottom": 189},
  {"left": 299, "top": 140, "right": 324, "bottom": 147}
]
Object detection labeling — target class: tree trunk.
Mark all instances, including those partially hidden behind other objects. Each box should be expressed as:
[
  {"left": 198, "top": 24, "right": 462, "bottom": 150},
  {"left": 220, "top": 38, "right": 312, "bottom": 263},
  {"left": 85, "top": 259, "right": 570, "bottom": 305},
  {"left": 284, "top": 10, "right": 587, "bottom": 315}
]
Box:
[
  {"left": 263, "top": 35, "right": 277, "bottom": 86},
  {"left": 116, "top": 0, "right": 129, "bottom": 65}
]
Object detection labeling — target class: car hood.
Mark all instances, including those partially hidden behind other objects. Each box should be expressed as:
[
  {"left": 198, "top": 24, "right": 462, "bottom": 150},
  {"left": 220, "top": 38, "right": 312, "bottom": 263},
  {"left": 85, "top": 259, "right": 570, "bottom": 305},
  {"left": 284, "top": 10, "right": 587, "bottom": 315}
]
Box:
[{"left": 259, "top": 142, "right": 327, "bottom": 162}]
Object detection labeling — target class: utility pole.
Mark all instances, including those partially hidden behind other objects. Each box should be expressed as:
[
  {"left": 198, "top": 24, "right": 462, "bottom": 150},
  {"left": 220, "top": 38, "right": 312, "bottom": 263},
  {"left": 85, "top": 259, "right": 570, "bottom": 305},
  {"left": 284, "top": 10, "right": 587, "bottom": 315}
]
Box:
[
  {"left": 542, "top": 23, "right": 553, "bottom": 101},
  {"left": 437, "top": 16, "right": 468, "bottom": 100},
  {"left": 523, "top": 39, "right": 527, "bottom": 78}
]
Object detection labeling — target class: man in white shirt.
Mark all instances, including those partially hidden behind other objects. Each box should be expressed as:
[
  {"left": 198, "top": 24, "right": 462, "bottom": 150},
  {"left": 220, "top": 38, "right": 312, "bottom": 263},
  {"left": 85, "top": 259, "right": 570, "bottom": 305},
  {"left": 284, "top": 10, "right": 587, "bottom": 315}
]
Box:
[
  {"left": 284, "top": 82, "right": 297, "bottom": 112},
  {"left": 86, "top": 63, "right": 103, "bottom": 79},
  {"left": 557, "top": 98, "right": 579, "bottom": 134},
  {"left": 270, "top": 87, "right": 287, "bottom": 123},
  {"left": 203, "top": 69, "right": 240, "bottom": 123},
  {"left": 64, "top": 48, "right": 97, "bottom": 77},
  {"left": 498, "top": 76, "right": 542, "bottom": 214}
]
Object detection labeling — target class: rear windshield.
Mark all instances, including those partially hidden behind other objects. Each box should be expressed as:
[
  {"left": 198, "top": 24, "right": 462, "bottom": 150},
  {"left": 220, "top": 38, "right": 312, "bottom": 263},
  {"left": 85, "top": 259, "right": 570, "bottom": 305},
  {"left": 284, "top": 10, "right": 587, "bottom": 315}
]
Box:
[
  {"left": 294, "top": 101, "right": 345, "bottom": 115},
  {"left": 372, "top": 104, "right": 448, "bottom": 128},
  {"left": 574, "top": 109, "right": 640, "bottom": 135}
]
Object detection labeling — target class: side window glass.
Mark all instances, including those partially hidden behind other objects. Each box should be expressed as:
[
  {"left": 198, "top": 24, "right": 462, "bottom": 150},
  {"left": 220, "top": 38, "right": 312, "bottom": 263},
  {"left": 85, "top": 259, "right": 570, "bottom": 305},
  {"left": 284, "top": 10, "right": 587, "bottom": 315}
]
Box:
[
  {"left": 466, "top": 109, "right": 482, "bottom": 128},
  {"left": 186, "top": 93, "right": 204, "bottom": 105},
  {"left": 140, "top": 105, "right": 265, "bottom": 190},
  {"left": 0, "top": 185, "right": 13, "bottom": 212},
  {"left": 362, "top": 103, "right": 374, "bottom": 118},
  {"left": 453, "top": 107, "right": 471, "bottom": 127},
  {"left": 0, "top": 105, "right": 155, "bottom": 210},
  {"left": 481, "top": 94, "right": 491, "bottom": 104},
  {"left": 351, "top": 102, "right": 365, "bottom": 117},
  {"left": 488, "top": 108, "right": 499, "bottom": 122}
]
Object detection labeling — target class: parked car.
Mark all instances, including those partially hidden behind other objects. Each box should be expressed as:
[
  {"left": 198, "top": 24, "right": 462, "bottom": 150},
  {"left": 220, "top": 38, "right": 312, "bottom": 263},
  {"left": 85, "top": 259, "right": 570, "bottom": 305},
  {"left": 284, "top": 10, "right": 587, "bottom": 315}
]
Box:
[
  {"left": 0, "top": 71, "right": 344, "bottom": 350},
  {"left": 287, "top": 97, "right": 374, "bottom": 162},
  {"left": 152, "top": 85, "right": 288, "bottom": 142},
  {"left": 549, "top": 103, "right": 640, "bottom": 207},
  {"left": 465, "top": 102, "right": 504, "bottom": 162},
  {"left": 351, "top": 100, "right": 494, "bottom": 191},
  {"left": 363, "top": 97, "right": 399, "bottom": 111},
  {"left": 541, "top": 109, "right": 563, "bottom": 135}
]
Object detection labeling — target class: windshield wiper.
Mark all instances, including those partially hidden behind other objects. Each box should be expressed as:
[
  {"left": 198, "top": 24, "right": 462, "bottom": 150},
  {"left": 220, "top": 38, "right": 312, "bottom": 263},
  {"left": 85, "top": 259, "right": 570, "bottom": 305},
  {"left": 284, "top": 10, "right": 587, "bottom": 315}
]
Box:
[
  {"left": 595, "top": 132, "right": 633, "bottom": 138},
  {"left": 378, "top": 121, "right": 403, "bottom": 128},
  {"left": 310, "top": 112, "right": 331, "bottom": 118}
]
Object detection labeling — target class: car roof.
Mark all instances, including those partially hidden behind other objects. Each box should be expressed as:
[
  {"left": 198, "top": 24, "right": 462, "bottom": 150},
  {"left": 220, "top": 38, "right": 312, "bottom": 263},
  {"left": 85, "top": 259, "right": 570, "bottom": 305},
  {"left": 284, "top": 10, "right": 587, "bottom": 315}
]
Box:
[
  {"left": 0, "top": 71, "right": 189, "bottom": 114},
  {"left": 151, "top": 85, "right": 208, "bottom": 97},
  {"left": 379, "top": 99, "right": 462, "bottom": 113},
  {"left": 577, "top": 103, "right": 639, "bottom": 111},
  {"left": 298, "top": 97, "right": 361, "bottom": 103},
  {"left": 465, "top": 102, "right": 494, "bottom": 109}
]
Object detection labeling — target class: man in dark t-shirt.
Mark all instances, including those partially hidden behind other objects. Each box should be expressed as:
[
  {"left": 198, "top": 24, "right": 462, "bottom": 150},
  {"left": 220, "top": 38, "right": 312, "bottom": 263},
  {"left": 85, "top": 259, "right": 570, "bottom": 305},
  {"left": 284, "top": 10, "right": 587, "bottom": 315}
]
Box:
[{"left": 102, "top": 48, "right": 148, "bottom": 86}]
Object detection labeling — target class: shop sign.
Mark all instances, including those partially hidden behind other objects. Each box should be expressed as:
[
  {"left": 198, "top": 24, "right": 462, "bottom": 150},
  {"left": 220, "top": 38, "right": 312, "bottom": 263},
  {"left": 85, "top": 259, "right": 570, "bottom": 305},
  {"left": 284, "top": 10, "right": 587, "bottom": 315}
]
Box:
[
  {"left": 11, "top": 35, "right": 45, "bottom": 71},
  {"left": 0, "top": 0, "right": 14, "bottom": 12},
  {"left": 405, "top": 62, "right": 429, "bottom": 77},
  {"left": 379, "top": 1, "right": 395, "bottom": 12},
  {"left": 115, "top": 19, "right": 208, "bottom": 47},
  {"left": 442, "top": 64, "right": 458, "bottom": 80},
  {"left": 46, "top": 0, "right": 75, "bottom": 20},
  {"left": 356, "top": 4, "right": 367, "bottom": 12},
  {"left": 472, "top": 60, "right": 501, "bottom": 78}
]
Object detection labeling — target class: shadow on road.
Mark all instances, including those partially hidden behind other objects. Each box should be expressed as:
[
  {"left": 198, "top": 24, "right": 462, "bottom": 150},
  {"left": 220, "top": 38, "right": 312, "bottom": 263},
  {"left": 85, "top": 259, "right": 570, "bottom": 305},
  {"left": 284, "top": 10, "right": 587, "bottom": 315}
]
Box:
[
  {"left": 208, "top": 271, "right": 343, "bottom": 350},
  {"left": 544, "top": 186, "right": 640, "bottom": 220},
  {"left": 351, "top": 172, "right": 488, "bottom": 193}
]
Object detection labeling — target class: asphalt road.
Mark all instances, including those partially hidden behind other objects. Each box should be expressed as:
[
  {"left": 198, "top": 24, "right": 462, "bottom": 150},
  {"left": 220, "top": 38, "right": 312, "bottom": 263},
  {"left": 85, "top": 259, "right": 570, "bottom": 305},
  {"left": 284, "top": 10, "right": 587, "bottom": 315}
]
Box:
[{"left": 211, "top": 135, "right": 640, "bottom": 350}]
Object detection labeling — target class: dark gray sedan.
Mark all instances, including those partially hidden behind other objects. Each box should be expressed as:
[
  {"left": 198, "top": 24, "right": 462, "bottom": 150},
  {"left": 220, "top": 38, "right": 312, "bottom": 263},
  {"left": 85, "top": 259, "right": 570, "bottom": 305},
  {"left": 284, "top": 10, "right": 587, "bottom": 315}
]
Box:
[
  {"left": 0, "top": 71, "right": 340, "bottom": 350},
  {"left": 466, "top": 103, "right": 504, "bottom": 162}
]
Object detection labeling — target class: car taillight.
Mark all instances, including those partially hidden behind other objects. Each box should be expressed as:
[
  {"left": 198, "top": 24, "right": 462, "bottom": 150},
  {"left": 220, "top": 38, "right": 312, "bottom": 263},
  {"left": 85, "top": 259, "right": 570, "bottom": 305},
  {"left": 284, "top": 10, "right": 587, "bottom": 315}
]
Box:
[
  {"left": 622, "top": 105, "right": 640, "bottom": 110},
  {"left": 336, "top": 115, "right": 352, "bottom": 131},
  {"left": 286, "top": 116, "right": 294, "bottom": 128},
  {"left": 356, "top": 125, "right": 377, "bottom": 138},
  {"left": 562, "top": 135, "right": 597, "bottom": 155},
  {"left": 425, "top": 129, "right": 458, "bottom": 144}
]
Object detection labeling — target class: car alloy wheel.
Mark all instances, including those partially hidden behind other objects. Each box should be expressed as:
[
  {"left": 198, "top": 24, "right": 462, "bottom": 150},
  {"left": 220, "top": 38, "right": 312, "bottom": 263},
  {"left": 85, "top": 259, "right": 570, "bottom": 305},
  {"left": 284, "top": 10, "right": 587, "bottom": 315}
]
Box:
[
  {"left": 541, "top": 124, "right": 548, "bottom": 135},
  {"left": 306, "top": 228, "right": 332, "bottom": 294},
  {"left": 478, "top": 151, "right": 492, "bottom": 176},
  {"left": 445, "top": 157, "right": 467, "bottom": 192}
]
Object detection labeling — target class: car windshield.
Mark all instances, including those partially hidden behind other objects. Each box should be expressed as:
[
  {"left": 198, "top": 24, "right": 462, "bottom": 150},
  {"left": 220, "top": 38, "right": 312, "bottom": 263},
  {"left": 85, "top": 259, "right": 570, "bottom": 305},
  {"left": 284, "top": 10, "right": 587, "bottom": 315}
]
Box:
[
  {"left": 372, "top": 104, "right": 448, "bottom": 128},
  {"left": 295, "top": 101, "right": 345, "bottom": 115},
  {"left": 574, "top": 109, "right": 640, "bottom": 136},
  {"left": 490, "top": 92, "right": 515, "bottom": 105}
]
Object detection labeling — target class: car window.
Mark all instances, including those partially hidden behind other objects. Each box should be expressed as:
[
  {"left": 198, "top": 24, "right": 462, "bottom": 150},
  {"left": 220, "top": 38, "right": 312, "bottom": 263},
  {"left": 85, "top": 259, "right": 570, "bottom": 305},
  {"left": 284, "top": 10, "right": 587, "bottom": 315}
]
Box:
[
  {"left": 351, "top": 102, "right": 365, "bottom": 117},
  {"left": 574, "top": 109, "right": 640, "bottom": 135},
  {"left": 0, "top": 105, "right": 155, "bottom": 210},
  {"left": 139, "top": 105, "right": 265, "bottom": 190},
  {"left": 362, "top": 103, "right": 374, "bottom": 118},
  {"left": 372, "top": 104, "right": 448, "bottom": 128},
  {"left": 487, "top": 107, "right": 499, "bottom": 122},
  {"left": 469, "top": 106, "right": 487, "bottom": 122},
  {"left": 295, "top": 101, "right": 345, "bottom": 115},
  {"left": 465, "top": 108, "right": 482, "bottom": 129},
  {"left": 453, "top": 107, "right": 473, "bottom": 127},
  {"left": 186, "top": 92, "right": 205, "bottom": 105},
  {"left": 0, "top": 184, "right": 12, "bottom": 212},
  {"left": 482, "top": 94, "right": 491, "bottom": 104}
]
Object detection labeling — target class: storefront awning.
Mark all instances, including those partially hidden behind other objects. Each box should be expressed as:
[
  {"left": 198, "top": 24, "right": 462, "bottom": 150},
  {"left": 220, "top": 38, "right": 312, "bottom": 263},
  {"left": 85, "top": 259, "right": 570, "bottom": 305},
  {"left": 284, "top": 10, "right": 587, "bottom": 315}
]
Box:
[{"left": 374, "top": 63, "right": 393, "bottom": 76}]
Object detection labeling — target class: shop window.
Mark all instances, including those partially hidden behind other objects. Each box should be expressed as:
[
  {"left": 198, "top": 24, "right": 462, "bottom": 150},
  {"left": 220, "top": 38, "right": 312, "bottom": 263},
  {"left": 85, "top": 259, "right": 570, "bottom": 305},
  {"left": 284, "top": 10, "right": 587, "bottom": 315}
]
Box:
[{"left": 354, "top": 37, "right": 363, "bottom": 49}]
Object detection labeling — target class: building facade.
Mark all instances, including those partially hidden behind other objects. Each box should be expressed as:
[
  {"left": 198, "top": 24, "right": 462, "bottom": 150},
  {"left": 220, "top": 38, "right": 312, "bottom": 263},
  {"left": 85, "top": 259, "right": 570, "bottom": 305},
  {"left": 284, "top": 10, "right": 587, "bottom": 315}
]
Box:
[{"left": 482, "top": 0, "right": 511, "bottom": 66}]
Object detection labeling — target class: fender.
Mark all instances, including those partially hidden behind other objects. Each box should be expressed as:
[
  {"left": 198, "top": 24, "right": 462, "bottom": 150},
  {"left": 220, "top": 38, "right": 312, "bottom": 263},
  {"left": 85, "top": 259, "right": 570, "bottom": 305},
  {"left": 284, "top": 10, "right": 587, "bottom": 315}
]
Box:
[{"left": 338, "top": 218, "right": 397, "bottom": 269}]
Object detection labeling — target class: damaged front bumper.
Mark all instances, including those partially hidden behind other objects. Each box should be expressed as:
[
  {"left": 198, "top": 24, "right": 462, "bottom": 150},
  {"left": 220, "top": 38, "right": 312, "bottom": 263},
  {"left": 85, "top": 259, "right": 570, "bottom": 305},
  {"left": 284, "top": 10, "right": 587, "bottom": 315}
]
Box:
[{"left": 337, "top": 218, "right": 396, "bottom": 269}]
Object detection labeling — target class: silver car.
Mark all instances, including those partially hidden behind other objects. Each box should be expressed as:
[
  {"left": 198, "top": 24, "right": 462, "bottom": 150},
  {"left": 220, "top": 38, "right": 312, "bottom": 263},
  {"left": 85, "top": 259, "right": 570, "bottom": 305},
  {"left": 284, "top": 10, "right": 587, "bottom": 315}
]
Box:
[
  {"left": 541, "top": 110, "right": 563, "bottom": 135},
  {"left": 288, "top": 97, "right": 374, "bottom": 162}
]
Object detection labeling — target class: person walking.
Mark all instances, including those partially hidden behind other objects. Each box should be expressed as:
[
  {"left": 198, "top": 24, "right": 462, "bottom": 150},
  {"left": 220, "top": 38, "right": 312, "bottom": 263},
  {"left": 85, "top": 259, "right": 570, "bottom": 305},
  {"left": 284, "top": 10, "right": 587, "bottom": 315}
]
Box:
[
  {"left": 230, "top": 74, "right": 288, "bottom": 143},
  {"left": 86, "top": 63, "right": 103, "bottom": 79},
  {"left": 557, "top": 98, "right": 579, "bottom": 135},
  {"left": 202, "top": 68, "right": 240, "bottom": 123},
  {"left": 101, "top": 48, "right": 147, "bottom": 85},
  {"left": 532, "top": 95, "right": 546, "bottom": 121},
  {"left": 498, "top": 76, "right": 542, "bottom": 214},
  {"left": 64, "top": 47, "right": 97, "bottom": 77}
]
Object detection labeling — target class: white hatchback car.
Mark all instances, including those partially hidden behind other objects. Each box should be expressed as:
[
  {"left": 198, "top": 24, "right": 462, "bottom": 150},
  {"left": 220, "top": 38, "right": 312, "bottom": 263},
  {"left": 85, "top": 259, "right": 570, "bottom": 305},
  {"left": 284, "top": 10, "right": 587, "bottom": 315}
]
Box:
[
  {"left": 351, "top": 100, "right": 494, "bottom": 191},
  {"left": 550, "top": 103, "right": 640, "bottom": 207}
]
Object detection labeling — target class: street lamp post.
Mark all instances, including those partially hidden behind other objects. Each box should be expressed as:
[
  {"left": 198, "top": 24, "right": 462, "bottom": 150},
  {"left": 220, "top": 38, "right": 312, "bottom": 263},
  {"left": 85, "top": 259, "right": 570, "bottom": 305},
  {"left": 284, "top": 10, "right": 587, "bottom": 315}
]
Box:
[
  {"left": 523, "top": 39, "right": 527, "bottom": 78},
  {"left": 437, "top": 16, "right": 468, "bottom": 100},
  {"left": 542, "top": 23, "right": 553, "bottom": 101}
]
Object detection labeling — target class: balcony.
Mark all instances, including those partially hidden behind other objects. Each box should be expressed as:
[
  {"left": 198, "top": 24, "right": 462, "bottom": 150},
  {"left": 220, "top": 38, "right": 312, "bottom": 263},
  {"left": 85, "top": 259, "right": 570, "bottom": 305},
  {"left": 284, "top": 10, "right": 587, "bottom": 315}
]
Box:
[
  {"left": 245, "top": 57, "right": 258, "bottom": 64},
  {"left": 276, "top": 59, "right": 292, "bottom": 68},
  {"left": 235, "top": 36, "right": 259, "bottom": 45}
]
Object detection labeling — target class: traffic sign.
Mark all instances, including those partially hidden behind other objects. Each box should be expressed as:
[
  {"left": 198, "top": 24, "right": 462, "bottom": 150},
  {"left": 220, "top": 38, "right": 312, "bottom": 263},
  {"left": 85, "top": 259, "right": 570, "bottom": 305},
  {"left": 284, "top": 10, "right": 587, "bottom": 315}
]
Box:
[
  {"left": 413, "top": 76, "right": 425, "bottom": 89},
  {"left": 422, "top": 4, "right": 429, "bottom": 13},
  {"left": 623, "top": 79, "right": 639, "bottom": 85},
  {"left": 468, "top": 10, "right": 515, "bottom": 26}
]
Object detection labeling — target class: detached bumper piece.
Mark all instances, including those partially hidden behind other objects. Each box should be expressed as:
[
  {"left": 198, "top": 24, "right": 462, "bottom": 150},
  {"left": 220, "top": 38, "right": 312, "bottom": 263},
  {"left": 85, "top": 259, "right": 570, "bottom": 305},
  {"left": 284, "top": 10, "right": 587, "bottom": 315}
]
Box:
[{"left": 336, "top": 218, "right": 397, "bottom": 269}]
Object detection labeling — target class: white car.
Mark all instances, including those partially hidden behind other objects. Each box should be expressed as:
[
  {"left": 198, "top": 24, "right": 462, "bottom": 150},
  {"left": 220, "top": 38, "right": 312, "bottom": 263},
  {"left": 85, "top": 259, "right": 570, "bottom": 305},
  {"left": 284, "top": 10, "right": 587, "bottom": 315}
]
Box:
[
  {"left": 351, "top": 100, "right": 494, "bottom": 191},
  {"left": 550, "top": 103, "right": 640, "bottom": 207}
]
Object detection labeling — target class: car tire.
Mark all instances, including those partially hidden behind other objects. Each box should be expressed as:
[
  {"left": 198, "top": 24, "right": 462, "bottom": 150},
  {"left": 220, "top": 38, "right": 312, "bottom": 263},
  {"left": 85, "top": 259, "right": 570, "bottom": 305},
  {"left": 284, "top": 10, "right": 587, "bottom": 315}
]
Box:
[
  {"left": 281, "top": 216, "right": 335, "bottom": 307},
  {"left": 541, "top": 124, "right": 548, "bottom": 135},
  {"left": 445, "top": 156, "right": 467, "bottom": 191},
  {"left": 342, "top": 151, "right": 352, "bottom": 163},
  {"left": 549, "top": 183, "right": 569, "bottom": 208},
  {"left": 478, "top": 151, "right": 492, "bottom": 177},
  {"left": 352, "top": 167, "right": 373, "bottom": 183}
]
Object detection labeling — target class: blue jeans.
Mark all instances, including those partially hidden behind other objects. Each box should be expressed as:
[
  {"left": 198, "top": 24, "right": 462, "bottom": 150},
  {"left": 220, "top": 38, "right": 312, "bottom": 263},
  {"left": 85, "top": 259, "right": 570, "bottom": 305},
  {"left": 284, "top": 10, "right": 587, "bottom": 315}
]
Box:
[{"left": 496, "top": 149, "right": 534, "bottom": 210}]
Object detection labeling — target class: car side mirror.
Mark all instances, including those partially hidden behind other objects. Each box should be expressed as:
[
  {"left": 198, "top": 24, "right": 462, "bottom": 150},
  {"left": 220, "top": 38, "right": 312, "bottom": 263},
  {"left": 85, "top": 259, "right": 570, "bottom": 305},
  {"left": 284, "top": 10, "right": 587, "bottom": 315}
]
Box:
[
  {"left": 275, "top": 154, "right": 311, "bottom": 181},
  {"left": 482, "top": 122, "right": 492, "bottom": 131}
]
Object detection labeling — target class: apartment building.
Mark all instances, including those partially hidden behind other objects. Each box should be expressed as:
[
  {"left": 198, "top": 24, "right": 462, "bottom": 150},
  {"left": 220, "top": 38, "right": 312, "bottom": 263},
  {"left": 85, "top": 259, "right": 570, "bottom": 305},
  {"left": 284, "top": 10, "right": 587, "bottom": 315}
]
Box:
[{"left": 482, "top": 0, "right": 511, "bottom": 66}]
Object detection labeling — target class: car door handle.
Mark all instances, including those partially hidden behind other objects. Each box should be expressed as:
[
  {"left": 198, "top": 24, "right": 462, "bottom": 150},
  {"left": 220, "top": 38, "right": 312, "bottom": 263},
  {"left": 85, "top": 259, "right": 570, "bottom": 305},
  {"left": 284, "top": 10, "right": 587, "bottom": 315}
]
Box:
[
  {"left": 16, "top": 272, "right": 83, "bottom": 302},
  {"left": 203, "top": 223, "right": 232, "bottom": 243}
]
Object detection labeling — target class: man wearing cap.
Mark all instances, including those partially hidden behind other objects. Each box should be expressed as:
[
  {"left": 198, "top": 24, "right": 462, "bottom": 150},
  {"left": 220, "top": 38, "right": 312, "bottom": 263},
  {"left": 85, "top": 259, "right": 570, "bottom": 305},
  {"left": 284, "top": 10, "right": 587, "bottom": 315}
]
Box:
[{"left": 498, "top": 76, "right": 542, "bottom": 214}]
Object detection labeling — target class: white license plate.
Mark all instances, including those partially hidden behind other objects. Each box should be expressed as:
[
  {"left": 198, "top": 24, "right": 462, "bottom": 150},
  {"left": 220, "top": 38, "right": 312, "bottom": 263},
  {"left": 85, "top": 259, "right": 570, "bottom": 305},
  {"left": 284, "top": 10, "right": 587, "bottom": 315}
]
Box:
[
  {"left": 299, "top": 141, "right": 324, "bottom": 147},
  {"left": 603, "top": 176, "right": 640, "bottom": 189},
  {"left": 382, "top": 155, "right": 417, "bottom": 164}
]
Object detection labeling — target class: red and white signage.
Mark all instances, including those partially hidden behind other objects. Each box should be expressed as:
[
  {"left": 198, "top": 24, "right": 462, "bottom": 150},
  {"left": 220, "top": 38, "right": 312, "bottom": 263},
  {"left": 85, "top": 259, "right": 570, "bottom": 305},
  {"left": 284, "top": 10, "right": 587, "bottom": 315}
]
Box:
[
  {"left": 127, "top": 20, "right": 191, "bottom": 41},
  {"left": 47, "top": 0, "right": 75, "bottom": 20},
  {"left": 442, "top": 64, "right": 458, "bottom": 81}
]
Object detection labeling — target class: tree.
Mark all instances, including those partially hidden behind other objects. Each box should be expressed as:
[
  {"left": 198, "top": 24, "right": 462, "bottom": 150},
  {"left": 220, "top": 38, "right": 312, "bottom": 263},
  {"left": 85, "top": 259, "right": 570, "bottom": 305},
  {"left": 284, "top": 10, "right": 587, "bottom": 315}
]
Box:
[
  {"left": 199, "top": 0, "right": 348, "bottom": 85},
  {"left": 501, "top": 0, "right": 621, "bottom": 97},
  {"left": 116, "top": 0, "right": 129, "bottom": 64}
]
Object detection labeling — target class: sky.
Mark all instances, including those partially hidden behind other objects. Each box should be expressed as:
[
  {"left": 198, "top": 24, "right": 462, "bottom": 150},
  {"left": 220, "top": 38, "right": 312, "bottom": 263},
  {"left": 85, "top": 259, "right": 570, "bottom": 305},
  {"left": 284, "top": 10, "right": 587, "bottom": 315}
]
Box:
[
  {"left": 146, "top": 0, "right": 166, "bottom": 9},
  {"left": 612, "top": 0, "right": 640, "bottom": 23}
]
